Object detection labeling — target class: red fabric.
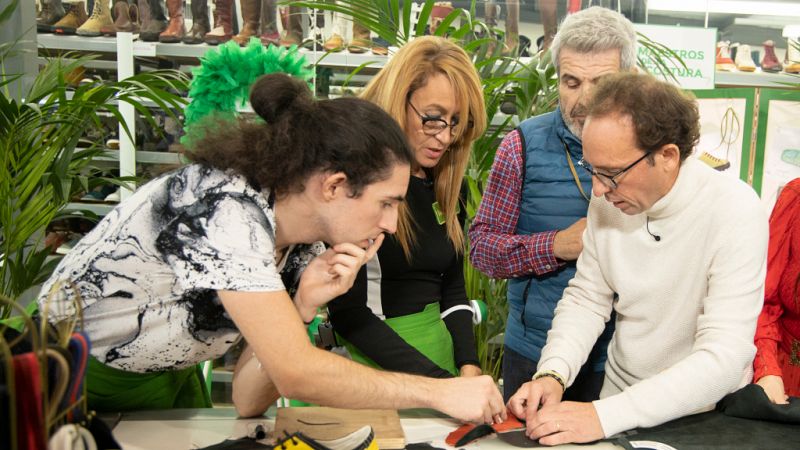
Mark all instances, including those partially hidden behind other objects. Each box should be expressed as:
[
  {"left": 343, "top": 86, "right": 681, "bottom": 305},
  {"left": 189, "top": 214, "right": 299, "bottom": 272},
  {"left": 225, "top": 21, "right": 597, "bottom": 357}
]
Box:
[
  {"left": 777, "top": 345, "right": 800, "bottom": 397},
  {"left": 568, "top": 0, "right": 582, "bottom": 13},
  {"left": 754, "top": 178, "right": 800, "bottom": 397},
  {"left": 14, "top": 353, "right": 46, "bottom": 450}
]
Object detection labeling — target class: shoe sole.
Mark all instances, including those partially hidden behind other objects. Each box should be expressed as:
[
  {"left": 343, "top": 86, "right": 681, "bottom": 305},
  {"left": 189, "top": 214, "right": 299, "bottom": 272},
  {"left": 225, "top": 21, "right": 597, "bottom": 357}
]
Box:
[{"left": 140, "top": 32, "right": 162, "bottom": 41}]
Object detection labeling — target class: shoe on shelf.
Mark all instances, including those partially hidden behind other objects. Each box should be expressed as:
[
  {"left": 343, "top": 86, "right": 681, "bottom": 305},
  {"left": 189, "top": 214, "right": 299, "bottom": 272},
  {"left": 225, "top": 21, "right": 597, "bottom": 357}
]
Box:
[
  {"left": 37, "top": 0, "right": 66, "bottom": 32},
  {"left": 63, "top": 67, "right": 89, "bottom": 87},
  {"left": 183, "top": 0, "right": 210, "bottom": 44},
  {"left": 77, "top": 0, "right": 114, "bottom": 37},
  {"left": 784, "top": 37, "right": 800, "bottom": 74},
  {"left": 126, "top": 3, "right": 142, "bottom": 33},
  {"left": 260, "top": 30, "right": 281, "bottom": 47},
  {"left": 159, "top": 0, "right": 186, "bottom": 43},
  {"left": 104, "top": 188, "right": 121, "bottom": 203},
  {"left": 781, "top": 149, "right": 800, "bottom": 167},
  {"left": 81, "top": 184, "right": 117, "bottom": 202},
  {"left": 715, "top": 40, "right": 736, "bottom": 72},
  {"left": 53, "top": 1, "right": 89, "bottom": 35},
  {"left": 761, "top": 40, "right": 783, "bottom": 73},
  {"left": 371, "top": 37, "right": 390, "bottom": 56},
  {"left": 139, "top": 0, "right": 168, "bottom": 42},
  {"left": 279, "top": 31, "right": 302, "bottom": 48},
  {"left": 500, "top": 96, "right": 518, "bottom": 115},
  {"left": 430, "top": 2, "right": 454, "bottom": 35},
  {"left": 501, "top": 41, "right": 519, "bottom": 57},
  {"left": 734, "top": 44, "right": 756, "bottom": 72},
  {"left": 101, "top": 0, "right": 139, "bottom": 36},
  {"left": 347, "top": 37, "right": 371, "bottom": 54},
  {"left": 204, "top": 0, "right": 235, "bottom": 45},
  {"left": 729, "top": 42, "right": 739, "bottom": 62},
  {"left": 698, "top": 152, "right": 731, "bottom": 171},
  {"left": 273, "top": 426, "right": 378, "bottom": 450},
  {"left": 232, "top": 0, "right": 260, "bottom": 46},
  {"left": 302, "top": 37, "right": 324, "bottom": 52},
  {"left": 323, "top": 33, "right": 344, "bottom": 52}
]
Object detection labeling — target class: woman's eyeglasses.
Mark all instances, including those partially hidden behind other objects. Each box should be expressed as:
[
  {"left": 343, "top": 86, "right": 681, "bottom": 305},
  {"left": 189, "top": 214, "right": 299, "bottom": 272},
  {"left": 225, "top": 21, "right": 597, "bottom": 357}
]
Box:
[{"left": 407, "top": 101, "right": 473, "bottom": 136}]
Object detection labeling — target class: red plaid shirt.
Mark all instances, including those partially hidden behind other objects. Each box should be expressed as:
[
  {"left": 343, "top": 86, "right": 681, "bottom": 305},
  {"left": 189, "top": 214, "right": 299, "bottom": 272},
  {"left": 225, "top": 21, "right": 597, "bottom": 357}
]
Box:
[{"left": 468, "top": 129, "right": 564, "bottom": 279}]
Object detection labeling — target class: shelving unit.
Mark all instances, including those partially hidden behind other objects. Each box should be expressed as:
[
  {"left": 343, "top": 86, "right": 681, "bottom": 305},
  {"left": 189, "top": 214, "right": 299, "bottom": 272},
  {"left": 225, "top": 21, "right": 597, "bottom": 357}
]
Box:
[
  {"left": 36, "top": 34, "right": 389, "bottom": 69},
  {"left": 716, "top": 69, "right": 799, "bottom": 88},
  {"left": 36, "top": 30, "right": 799, "bottom": 219},
  {"left": 65, "top": 202, "right": 116, "bottom": 216}
]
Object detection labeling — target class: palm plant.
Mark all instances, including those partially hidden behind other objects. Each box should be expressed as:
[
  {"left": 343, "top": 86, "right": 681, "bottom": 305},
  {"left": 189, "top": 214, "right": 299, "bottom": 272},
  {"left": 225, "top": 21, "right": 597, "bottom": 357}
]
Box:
[{"left": 1, "top": 37, "right": 188, "bottom": 318}]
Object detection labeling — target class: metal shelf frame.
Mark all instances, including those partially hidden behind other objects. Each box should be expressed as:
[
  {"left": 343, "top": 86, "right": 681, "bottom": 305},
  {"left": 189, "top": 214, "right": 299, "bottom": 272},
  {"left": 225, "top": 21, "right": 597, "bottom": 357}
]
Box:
[{"left": 37, "top": 33, "right": 388, "bottom": 69}]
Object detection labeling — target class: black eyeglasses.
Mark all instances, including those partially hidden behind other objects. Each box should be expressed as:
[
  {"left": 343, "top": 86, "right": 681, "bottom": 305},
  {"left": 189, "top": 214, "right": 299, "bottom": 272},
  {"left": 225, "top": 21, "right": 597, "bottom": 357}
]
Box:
[
  {"left": 407, "top": 101, "right": 473, "bottom": 137},
  {"left": 577, "top": 152, "right": 650, "bottom": 189}
]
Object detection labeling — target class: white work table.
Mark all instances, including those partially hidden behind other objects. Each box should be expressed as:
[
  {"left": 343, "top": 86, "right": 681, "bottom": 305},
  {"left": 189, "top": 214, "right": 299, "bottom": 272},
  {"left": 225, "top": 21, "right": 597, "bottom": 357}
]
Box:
[{"left": 108, "top": 407, "right": 622, "bottom": 450}]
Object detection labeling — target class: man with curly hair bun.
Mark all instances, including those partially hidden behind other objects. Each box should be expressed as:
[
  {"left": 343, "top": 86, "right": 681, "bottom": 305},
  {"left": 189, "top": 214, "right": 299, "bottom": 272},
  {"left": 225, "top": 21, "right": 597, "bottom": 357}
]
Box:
[{"left": 507, "top": 73, "right": 769, "bottom": 444}]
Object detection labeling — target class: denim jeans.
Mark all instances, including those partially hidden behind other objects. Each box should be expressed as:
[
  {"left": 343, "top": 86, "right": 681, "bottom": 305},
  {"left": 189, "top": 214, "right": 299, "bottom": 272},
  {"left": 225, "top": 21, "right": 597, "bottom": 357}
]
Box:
[{"left": 502, "top": 345, "right": 605, "bottom": 403}]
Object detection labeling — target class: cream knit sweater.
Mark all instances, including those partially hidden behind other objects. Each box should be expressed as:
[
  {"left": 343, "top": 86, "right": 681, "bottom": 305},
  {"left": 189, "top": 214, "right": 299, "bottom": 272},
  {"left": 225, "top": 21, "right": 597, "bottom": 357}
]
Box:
[{"left": 538, "top": 159, "right": 769, "bottom": 437}]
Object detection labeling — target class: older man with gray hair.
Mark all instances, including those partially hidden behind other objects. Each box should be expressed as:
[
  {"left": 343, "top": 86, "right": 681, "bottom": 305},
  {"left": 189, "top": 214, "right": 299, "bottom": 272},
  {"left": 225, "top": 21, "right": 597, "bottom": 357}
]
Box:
[{"left": 469, "top": 6, "right": 637, "bottom": 402}]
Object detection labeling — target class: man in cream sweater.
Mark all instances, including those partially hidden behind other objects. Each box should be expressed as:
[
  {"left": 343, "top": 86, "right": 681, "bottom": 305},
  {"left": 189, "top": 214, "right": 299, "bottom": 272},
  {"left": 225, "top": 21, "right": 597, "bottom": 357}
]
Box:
[{"left": 507, "top": 73, "right": 769, "bottom": 445}]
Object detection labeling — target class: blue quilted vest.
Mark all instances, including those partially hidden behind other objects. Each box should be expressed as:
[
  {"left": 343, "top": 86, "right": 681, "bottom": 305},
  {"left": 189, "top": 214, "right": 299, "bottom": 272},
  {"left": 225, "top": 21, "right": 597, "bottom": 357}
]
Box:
[{"left": 504, "top": 108, "right": 612, "bottom": 371}]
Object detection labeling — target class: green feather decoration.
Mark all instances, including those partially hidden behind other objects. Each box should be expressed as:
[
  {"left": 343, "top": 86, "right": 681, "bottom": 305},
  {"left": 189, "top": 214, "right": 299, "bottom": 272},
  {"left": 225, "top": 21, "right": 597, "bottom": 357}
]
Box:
[{"left": 184, "top": 38, "right": 314, "bottom": 131}]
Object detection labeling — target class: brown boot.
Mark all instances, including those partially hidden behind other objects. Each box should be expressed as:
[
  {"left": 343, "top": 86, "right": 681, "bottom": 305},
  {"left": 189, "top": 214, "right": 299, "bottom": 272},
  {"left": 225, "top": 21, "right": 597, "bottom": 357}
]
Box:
[
  {"left": 503, "top": 0, "right": 519, "bottom": 55},
  {"left": 233, "top": 0, "right": 260, "bottom": 46},
  {"left": 761, "top": 40, "right": 782, "bottom": 73},
  {"left": 139, "top": 0, "right": 167, "bottom": 42},
  {"left": 204, "top": 0, "right": 235, "bottom": 45},
  {"left": 183, "top": 0, "right": 210, "bottom": 44},
  {"left": 53, "top": 2, "right": 89, "bottom": 35},
  {"left": 278, "top": 6, "right": 301, "bottom": 47},
  {"left": 37, "top": 0, "right": 66, "bottom": 32},
  {"left": 259, "top": 0, "right": 280, "bottom": 46},
  {"left": 484, "top": 1, "right": 497, "bottom": 28},
  {"left": 127, "top": 3, "right": 142, "bottom": 32},
  {"left": 347, "top": 20, "right": 370, "bottom": 53},
  {"left": 101, "top": 1, "right": 139, "bottom": 35},
  {"left": 159, "top": 0, "right": 186, "bottom": 43},
  {"left": 77, "top": 0, "right": 114, "bottom": 36}
]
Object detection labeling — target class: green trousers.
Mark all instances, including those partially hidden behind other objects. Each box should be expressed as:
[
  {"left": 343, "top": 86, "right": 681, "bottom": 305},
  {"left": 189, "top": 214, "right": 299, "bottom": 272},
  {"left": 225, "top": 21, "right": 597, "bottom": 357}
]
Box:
[{"left": 87, "top": 357, "right": 212, "bottom": 412}]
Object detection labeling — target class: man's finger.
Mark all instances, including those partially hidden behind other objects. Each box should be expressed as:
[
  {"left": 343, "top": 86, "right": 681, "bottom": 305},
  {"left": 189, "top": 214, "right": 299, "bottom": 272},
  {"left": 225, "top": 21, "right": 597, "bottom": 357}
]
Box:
[
  {"left": 364, "top": 233, "right": 385, "bottom": 261},
  {"left": 330, "top": 243, "right": 363, "bottom": 256},
  {"left": 506, "top": 396, "right": 526, "bottom": 419},
  {"left": 327, "top": 252, "right": 361, "bottom": 271}
]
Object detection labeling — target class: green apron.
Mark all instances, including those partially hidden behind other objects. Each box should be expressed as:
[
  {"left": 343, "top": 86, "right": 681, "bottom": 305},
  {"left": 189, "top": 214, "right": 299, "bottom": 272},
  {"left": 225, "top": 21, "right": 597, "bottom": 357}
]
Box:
[
  {"left": 341, "top": 302, "right": 458, "bottom": 376},
  {"left": 87, "top": 357, "right": 212, "bottom": 412}
]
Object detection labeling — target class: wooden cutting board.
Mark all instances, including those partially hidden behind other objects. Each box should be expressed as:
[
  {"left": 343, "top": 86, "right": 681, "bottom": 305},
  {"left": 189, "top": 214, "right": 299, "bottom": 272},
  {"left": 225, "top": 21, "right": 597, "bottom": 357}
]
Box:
[{"left": 274, "top": 407, "right": 406, "bottom": 449}]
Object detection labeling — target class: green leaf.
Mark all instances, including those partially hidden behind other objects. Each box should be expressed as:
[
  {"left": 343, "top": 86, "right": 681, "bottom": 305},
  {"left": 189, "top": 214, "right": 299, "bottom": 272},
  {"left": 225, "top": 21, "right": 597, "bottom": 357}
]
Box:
[
  {"left": 1, "top": 52, "right": 187, "bottom": 317},
  {"left": 0, "top": 0, "right": 20, "bottom": 28}
]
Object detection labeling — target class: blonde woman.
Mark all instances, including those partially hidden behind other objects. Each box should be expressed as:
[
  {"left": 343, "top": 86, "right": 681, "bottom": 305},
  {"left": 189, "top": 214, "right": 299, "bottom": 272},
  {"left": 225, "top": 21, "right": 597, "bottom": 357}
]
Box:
[{"left": 328, "top": 36, "right": 487, "bottom": 378}]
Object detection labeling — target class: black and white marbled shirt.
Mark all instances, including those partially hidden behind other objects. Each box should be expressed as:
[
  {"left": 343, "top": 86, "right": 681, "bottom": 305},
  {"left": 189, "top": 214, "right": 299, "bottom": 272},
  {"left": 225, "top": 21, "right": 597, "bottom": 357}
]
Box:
[{"left": 38, "top": 164, "right": 324, "bottom": 373}]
